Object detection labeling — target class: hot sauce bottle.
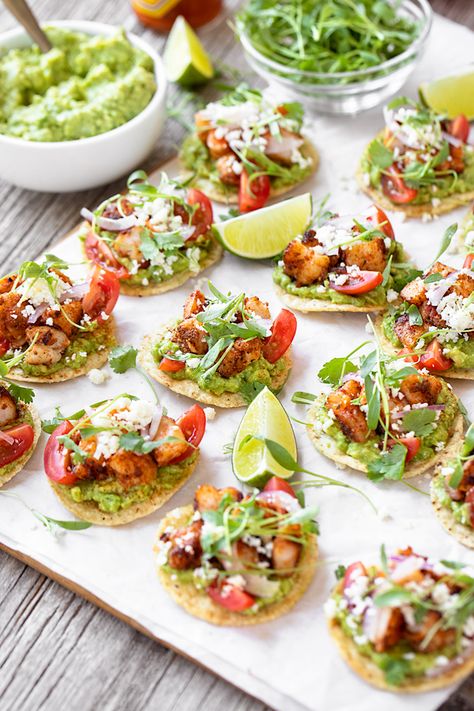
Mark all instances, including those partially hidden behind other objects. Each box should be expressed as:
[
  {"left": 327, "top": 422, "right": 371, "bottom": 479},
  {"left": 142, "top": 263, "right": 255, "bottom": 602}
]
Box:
[{"left": 131, "top": 0, "right": 222, "bottom": 32}]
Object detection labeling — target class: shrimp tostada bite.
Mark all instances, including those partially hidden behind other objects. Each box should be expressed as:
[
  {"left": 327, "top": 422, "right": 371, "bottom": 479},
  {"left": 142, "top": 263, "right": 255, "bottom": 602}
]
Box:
[
  {"left": 273, "top": 203, "right": 416, "bottom": 313},
  {"left": 378, "top": 255, "right": 474, "bottom": 379},
  {"left": 138, "top": 285, "right": 296, "bottom": 407},
  {"left": 326, "top": 547, "right": 474, "bottom": 692},
  {"left": 0, "top": 377, "right": 40, "bottom": 487},
  {"left": 154, "top": 478, "right": 318, "bottom": 625},
  {"left": 0, "top": 256, "right": 117, "bottom": 383},
  {"left": 306, "top": 340, "right": 463, "bottom": 480},
  {"left": 80, "top": 171, "right": 222, "bottom": 296},
  {"left": 44, "top": 395, "right": 206, "bottom": 526},
  {"left": 179, "top": 84, "right": 318, "bottom": 212},
  {"left": 358, "top": 97, "right": 474, "bottom": 217},
  {"left": 431, "top": 424, "right": 474, "bottom": 548}
]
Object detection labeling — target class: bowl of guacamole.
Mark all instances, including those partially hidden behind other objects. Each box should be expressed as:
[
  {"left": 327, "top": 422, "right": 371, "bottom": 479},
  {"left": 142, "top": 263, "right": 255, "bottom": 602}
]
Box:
[{"left": 0, "top": 21, "right": 168, "bottom": 192}]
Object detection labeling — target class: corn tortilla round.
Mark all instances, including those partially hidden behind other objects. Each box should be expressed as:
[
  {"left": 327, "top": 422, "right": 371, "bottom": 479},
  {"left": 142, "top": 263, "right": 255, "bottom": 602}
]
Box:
[
  {"left": 273, "top": 283, "right": 386, "bottom": 314},
  {"left": 155, "top": 504, "right": 318, "bottom": 626},
  {"left": 138, "top": 327, "right": 292, "bottom": 408},
  {"left": 328, "top": 581, "right": 474, "bottom": 692},
  {"left": 48, "top": 453, "right": 199, "bottom": 526},
  {"left": 181, "top": 138, "right": 319, "bottom": 205},
  {"left": 7, "top": 317, "right": 116, "bottom": 384},
  {"left": 374, "top": 314, "right": 474, "bottom": 381},
  {"left": 0, "top": 403, "right": 41, "bottom": 487},
  {"left": 430, "top": 472, "right": 474, "bottom": 549},
  {"left": 306, "top": 398, "right": 464, "bottom": 478}
]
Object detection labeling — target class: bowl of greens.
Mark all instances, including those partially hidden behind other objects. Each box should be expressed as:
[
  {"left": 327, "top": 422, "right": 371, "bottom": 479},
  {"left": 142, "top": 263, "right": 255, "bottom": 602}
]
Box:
[{"left": 236, "top": 0, "right": 432, "bottom": 115}]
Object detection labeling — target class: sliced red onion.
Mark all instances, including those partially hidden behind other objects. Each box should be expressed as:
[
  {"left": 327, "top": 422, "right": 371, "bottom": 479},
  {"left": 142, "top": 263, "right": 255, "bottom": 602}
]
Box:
[
  {"left": 80, "top": 207, "right": 138, "bottom": 232},
  {"left": 256, "top": 490, "right": 301, "bottom": 513},
  {"left": 27, "top": 303, "right": 49, "bottom": 324},
  {"left": 362, "top": 607, "right": 379, "bottom": 642},
  {"left": 180, "top": 225, "right": 197, "bottom": 242},
  {"left": 148, "top": 406, "right": 163, "bottom": 440},
  {"left": 442, "top": 131, "right": 463, "bottom": 148},
  {"left": 0, "top": 430, "right": 15, "bottom": 446},
  {"left": 391, "top": 555, "right": 424, "bottom": 583},
  {"left": 60, "top": 282, "right": 89, "bottom": 303},
  {"left": 342, "top": 371, "right": 362, "bottom": 384}
]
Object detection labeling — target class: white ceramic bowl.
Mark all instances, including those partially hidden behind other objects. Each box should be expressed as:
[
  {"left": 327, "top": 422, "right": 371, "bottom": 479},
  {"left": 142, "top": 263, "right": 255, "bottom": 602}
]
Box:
[{"left": 0, "top": 20, "right": 168, "bottom": 192}]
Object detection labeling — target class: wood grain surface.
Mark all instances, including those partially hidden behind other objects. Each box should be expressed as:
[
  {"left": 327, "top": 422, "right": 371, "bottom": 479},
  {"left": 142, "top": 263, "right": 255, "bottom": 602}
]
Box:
[{"left": 0, "top": 2, "right": 473, "bottom": 710}]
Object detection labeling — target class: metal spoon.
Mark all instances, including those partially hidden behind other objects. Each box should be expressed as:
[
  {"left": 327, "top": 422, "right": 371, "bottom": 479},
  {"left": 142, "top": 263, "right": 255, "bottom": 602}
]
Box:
[{"left": 3, "top": 0, "right": 52, "bottom": 52}]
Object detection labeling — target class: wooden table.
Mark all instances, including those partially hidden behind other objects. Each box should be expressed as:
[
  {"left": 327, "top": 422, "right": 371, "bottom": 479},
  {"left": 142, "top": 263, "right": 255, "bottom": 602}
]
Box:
[{"left": 0, "top": 2, "right": 473, "bottom": 709}]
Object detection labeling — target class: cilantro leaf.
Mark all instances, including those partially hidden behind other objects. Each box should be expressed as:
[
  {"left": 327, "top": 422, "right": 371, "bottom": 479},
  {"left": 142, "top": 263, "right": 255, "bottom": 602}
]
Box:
[
  {"left": 368, "top": 139, "right": 394, "bottom": 170},
  {"left": 367, "top": 444, "right": 407, "bottom": 481},
  {"left": 380, "top": 657, "right": 410, "bottom": 687},
  {"left": 6, "top": 381, "right": 35, "bottom": 404},
  {"left": 109, "top": 345, "right": 138, "bottom": 373},
  {"left": 42, "top": 407, "right": 66, "bottom": 433},
  {"left": 401, "top": 408, "right": 436, "bottom": 437},
  {"left": 118, "top": 432, "right": 183, "bottom": 455},
  {"left": 335, "top": 564, "right": 346, "bottom": 580},
  {"left": 318, "top": 357, "right": 357, "bottom": 387}
]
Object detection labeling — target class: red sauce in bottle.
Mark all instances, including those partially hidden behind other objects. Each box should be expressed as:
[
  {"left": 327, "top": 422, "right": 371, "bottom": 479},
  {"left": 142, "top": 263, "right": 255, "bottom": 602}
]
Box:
[{"left": 132, "top": 0, "right": 222, "bottom": 32}]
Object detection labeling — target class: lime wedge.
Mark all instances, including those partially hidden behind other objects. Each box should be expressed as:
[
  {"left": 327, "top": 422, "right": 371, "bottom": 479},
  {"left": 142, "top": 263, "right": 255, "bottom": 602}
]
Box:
[
  {"left": 213, "top": 193, "right": 312, "bottom": 259},
  {"left": 419, "top": 71, "right": 474, "bottom": 120},
  {"left": 232, "top": 387, "right": 297, "bottom": 488},
  {"left": 164, "top": 16, "right": 214, "bottom": 87}
]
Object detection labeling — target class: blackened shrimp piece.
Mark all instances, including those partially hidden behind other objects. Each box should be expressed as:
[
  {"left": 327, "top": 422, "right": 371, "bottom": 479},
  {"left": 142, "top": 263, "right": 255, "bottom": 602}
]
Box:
[
  {"left": 373, "top": 608, "right": 404, "bottom": 652},
  {"left": 283, "top": 239, "right": 330, "bottom": 286},
  {"left": 152, "top": 415, "right": 189, "bottom": 467},
  {"left": 264, "top": 127, "right": 304, "bottom": 166},
  {"left": 183, "top": 290, "right": 207, "bottom": 319},
  {"left": 41, "top": 301, "right": 83, "bottom": 337},
  {"left": 404, "top": 610, "right": 456, "bottom": 653},
  {"left": 194, "top": 484, "right": 242, "bottom": 512},
  {"left": 166, "top": 520, "right": 203, "bottom": 570},
  {"left": 0, "top": 386, "right": 17, "bottom": 427},
  {"left": 72, "top": 437, "right": 107, "bottom": 481},
  {"left": 399, "top": 373, "right": 442, "bottom": 405},
  {"left": 216, "top": 154, "right": 241, "bottom": 186},
  {"left": 272, "top": 526, "right": 302, "bottom": 575},
  {"left": 400, "top": 277, "right": 426, "bottom": 306},
  {"left": 326, "top": 379, "right": 369, "bottom": 444},
  {"left": 107, "top": 450, "right": 157, "bottom": 489},
  {"left": 0, "top": 275, "right": 16, "bottom": 295},
  {"left": 0, "top": 292, "right": 29, "bottom": 347},
  {"left": 217, "top": 337, "right": 261, "bottom": 377},
  {"left": 172, "top": 317, "right": 208, "bottom": 355},
  {"left": 206, "top": 129, "right": 229, "bottom": 159},
  {"left": 24, "top": 326, "right": 70, "bottom": 366},
  {"left": 452, "top": 272, "right": 474, "bottom": 299},
  {"left": 394, "top": 314, "right": 427, "bottom": 349},
  {"left": 418, "top": 302, "right": 446, "bottom": 328},
  {"left": 113, "top": 228, "right": 144, "bottom": 263},
  {"left": 342, "top": 237, "right": 387, "bottom": 273},
  {"left": 244, "top": 296, "right": 271, "bottom": 319}
]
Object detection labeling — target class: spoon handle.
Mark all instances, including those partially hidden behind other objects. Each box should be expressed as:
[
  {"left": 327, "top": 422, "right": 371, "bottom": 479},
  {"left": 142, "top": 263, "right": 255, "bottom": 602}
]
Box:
[{"left": 3, "top": 0, "right": 52, "bottom": 53}]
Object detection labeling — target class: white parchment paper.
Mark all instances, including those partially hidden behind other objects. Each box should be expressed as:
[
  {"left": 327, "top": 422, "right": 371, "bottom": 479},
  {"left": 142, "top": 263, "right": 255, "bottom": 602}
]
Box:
[{"left": 1, "top": 13, "right": 474, "bottom": 711}]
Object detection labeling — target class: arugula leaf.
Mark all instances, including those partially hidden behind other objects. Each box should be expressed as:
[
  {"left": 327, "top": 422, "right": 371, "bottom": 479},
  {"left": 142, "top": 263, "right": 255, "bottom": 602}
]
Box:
[
  {"left": 43, "top": 254, "right": 69, "bottom": 271},
  {"left": 424, "top": 272, "right": 443, "bottom": 284},
  {"left": 364, "top": 375, "right": 380, "bottom": 431},
  {"left": 382, "top": 255, "right": 392, "bottom": 288},
  {"left": 374, "top": 587, "right": 414, "bottom": 607},
  {"left": 318, "top": 357, "right": 357, "bottom": 387},
  {"left": 291, "top": 391, "right": 317, "bottom": 405},
  {"left": 440, "top": 559, "right": 466, "bottom": 570},
  {"left": 448, "top": 460, "right": 464, "bottom": 489},
  {"left": 401, "top": 408, "right": 436, "bottom": 437},
  {"left": 359, "top": 349, "right": 377, "bottom": 379},
  {"left": 429, "top": 223, "right": 458, "bottom": 266},
  {"left": 462, "top": 423, "right": 474, "bottom": 457},
  {"left": 407, "top": 303, "right": 423, "bottom": 326},
  {"left": 35, "top": 515, "right": 92, "bottom": 531},
  {"left": 368, "top": 139, "right": 393, "bottom": 170},
  {"left": 57, "top": 436, "right": 87, "bottom": 465},
  {"left": 118, "top": 432, "right": 182, "bottom": 455},
  {"left": 109, "top": 345, "right": 138, "bottom": 373},
  {"left": 367, "top": 444, "right": 407, "bottom": 481},
  {"left": 380, "top": 544, "right": 389, "bottom": 574}
]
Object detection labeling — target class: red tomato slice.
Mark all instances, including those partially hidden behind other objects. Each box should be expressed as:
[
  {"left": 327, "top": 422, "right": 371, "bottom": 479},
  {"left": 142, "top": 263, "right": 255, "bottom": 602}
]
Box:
[
  {"left": 399, "top": 347, "right": 421, "bottom": 369},
  {"left": 170, "top": 404, "right": 207, "bottom": 464},
  {"left": 0, "top": 337, "right": 10, "bottom": 358},
  {"left": 187, "top": 188, "right": 214, "bottom": 239},
  {"left": 463, "top": 253, "right": 474, "bottom": 270},
  {"left": 84, "top": 231, "right": 129, "bottom": 280},
  {"left": 398, "top": 436, "right": 421, "bottom": 463},
  {"left": 381, "top": 165, "right": 418, "bottom": 204},
  {"left": 82, "top": 267, "right": 120, "bottom": 323},
  {"left": 263, "top": 476, "right": 297, "bottom": 498},
  {"left": 208, "top": 582, "right": 256, "bottom": 611},
  {"left": 0, "top": 423, "right": 35, "bottom": 467},
  {"left": 239, "top": 169, "right": 271, "bottom": 213},
  {"left": 419, "top": 339, "right": 453, "bottom": 372},
  {"left": 261, "top": 309, "right": 297, "bottom": 364},
  {"left": 330, "top": 270, "right": 383, "bottom": 295},
  {"left": 343, "top": 562, "right": 367, "bottom": 590},
  {"left": 448, "top": 115, "right": 470, "bottom": 144},
  {"left": 44, "top": 420, "right": 78, "bottom": 486},
  {"left": 365, "top": 204, "right": 394, "bottom": 239},
  {"left": 159, "top": 357, "right": 186, "bottom": 373}
]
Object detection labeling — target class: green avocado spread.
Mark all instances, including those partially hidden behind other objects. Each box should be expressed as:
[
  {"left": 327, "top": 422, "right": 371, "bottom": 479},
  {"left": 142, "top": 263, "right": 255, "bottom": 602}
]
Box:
[
  {"left": 60, "top": 451, "right": 197, "bottom": 514},
  {"left": 0, "top": 27, "right": 156, "bottom": 142}
]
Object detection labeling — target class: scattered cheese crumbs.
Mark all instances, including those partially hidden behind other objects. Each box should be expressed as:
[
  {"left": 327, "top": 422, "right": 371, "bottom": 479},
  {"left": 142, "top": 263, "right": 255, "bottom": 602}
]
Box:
[
  {"left": 88, "top": 368, "right": 108, "bottom": 385},
  {"left": 203, "top": 407, "right": 216, "bottom": 421}
]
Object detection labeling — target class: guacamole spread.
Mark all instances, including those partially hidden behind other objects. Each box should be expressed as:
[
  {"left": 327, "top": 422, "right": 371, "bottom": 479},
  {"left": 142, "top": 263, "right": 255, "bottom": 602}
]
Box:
[{"left": 0, "top": 27, "right": 156, "bottom": 142}]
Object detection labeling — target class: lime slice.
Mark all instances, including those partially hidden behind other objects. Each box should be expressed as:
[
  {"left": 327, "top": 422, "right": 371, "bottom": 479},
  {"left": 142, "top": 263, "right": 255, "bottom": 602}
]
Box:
[
  {"left": 213, "top": 193, "right": 312, "bottom": 259},
  {"left": 164, "top": 16, "right": 214, "bottom": 87},
  {"left": 419, "top": 71, "right": 474, "bottom": 120},
  {"left": 232, "top": 387, "right": 297, "bottom": 488}
]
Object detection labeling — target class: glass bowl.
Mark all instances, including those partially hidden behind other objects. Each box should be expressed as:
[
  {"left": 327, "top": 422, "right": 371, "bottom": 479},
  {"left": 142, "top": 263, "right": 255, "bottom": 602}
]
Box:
[{"left": 237, "top": 0, "right": 433, "bottom": 115}]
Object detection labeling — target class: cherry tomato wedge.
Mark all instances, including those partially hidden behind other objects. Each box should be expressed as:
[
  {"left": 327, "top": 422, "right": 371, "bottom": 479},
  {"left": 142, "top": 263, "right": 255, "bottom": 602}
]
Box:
[
  {"left": 208, "top": 581, "right": 256, "bottom": 611},
  {"left": 330, "top": 270, "right": 383, "bottom": 295},
  {"left": 261, "top": 309, "right": 297, "bottom": 364},
  {"left": 82, "top": 267, "right": 120, "bottom": 323},
  {"left": 399, "top": 347, "right": 421, "bottom": 369},
  {"left": 170, "top": 404, "right": 207, "bottom": 464},
  {"left": 239, "top": 169, "right": 271, "bottom": 213},
  {"left": 381, "top": 165, "right": 418, "bottom": 204},
  {"left": 448, "top": 115, "right": 470, "bottom": 144},
  {"left": 159, "top": 357, "right": 186, "bottom": 373},
  {"left": 84, "top": 231, "right": 129, "bottom": 280},
  {"left": 399, "top": 436, "right": 421, "bottom": 463},
  {"left": 419, "top": 339, "right": 453, "bottom": 372},
  {"left": 0, "top": 423, "right": 35, "bottom": 467},
  {"left": 463, "top": 253, "right": 474, "bottom": 270},
  {"left": 364, "top": 204, "right": 394, "bottom": 239},
  {"left": 187, "top": 188, "right": 213, "bottom": 239},
  {"left": 263, "top": 476, "right": 297, "bottom": 498},
  {"left": 44, "top": 420, "right": 78, "bottom": 486},
  {"left": 343, "top": 562, "right": 367, "bottom": 590},
  {"left": 0, "top": 337, "right": 10, "bottom": 358}
]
